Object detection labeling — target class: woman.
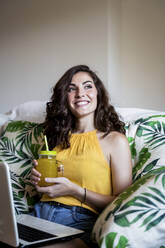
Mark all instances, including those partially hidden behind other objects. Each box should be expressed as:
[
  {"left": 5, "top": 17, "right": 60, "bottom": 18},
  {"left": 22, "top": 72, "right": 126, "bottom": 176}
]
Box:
[{"left": 30, "top": 65, "right": 132, "bottom": 248}]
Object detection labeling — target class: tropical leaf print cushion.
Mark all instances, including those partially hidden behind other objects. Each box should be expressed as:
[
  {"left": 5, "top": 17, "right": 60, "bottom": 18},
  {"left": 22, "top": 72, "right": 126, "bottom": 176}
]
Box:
[
  {"left": 93, "top": 169, "right": 165, "bottom": 248},
  {"left": 126, "top": 114, "right": 165, "bottom": 182},
  {"left": 0, "top": 121, "right": 45, "bottom": 214},
  {"left": 92, "top": 114, "right": 165, "bottom": 248}
]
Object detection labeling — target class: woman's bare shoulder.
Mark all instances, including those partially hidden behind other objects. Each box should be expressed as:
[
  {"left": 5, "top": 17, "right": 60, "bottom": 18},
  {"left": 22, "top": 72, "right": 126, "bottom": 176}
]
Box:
[
  {"left": 97, "top": 130, "right": 127, "bottom": 142},
  {"left": 97, "top": 131, "right": 129, "bottom": 164},
  {"left": 105, "top": 131, "right": 129, "bottom": 148},
  {"left": 97, "top": 131, "right": 128, "bottom": 150},
  {"left": 106, "top": 131, "right": 126, "bottom": 141}
]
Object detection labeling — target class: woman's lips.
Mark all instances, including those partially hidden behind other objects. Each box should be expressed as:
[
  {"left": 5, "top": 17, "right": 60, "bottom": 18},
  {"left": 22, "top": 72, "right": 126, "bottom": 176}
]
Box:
[{"left": 74, "top": 100, "right": 90, "bottom": 106}]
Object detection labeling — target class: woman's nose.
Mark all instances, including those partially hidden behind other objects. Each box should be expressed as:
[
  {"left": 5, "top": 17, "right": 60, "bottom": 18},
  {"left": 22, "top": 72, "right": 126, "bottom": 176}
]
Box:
[{"left": 75, "top": 88, "right": 85, "bottom": 98}]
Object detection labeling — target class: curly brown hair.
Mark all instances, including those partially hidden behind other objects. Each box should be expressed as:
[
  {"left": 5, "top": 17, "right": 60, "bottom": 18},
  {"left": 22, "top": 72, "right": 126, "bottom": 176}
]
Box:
[{"left": 44, "top": 65, "right": 125, "bottom": 150}]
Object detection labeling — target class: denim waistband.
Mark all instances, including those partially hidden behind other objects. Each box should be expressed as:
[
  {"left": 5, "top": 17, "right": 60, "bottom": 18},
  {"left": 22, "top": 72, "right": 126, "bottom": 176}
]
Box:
[{"left": 46, "top": 201, "right": 98, "bottom": 217}]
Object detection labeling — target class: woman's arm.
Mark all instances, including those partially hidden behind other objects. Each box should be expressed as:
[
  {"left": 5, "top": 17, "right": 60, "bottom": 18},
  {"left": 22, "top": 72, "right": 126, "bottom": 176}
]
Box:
[{"left": 109, "top": 132, "right": 132, "bottom": 196}]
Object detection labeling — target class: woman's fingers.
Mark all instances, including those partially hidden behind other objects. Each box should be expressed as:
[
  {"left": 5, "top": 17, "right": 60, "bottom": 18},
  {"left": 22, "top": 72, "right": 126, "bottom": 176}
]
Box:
[
  {"left": 32, "top": 159, "right": 38, "bottom": 167},
  {"left": 35, "top": 185, "right": 49, "bottom": 193},
  {"left": 31, "top": 174, "right": 40, "bottom": 183},
  {"left": 30, "top": 167, "right": 41, "bottom": 185},
  {"left": 44, "top": 177, "right": 59, "bottom": 183},
  {"left": 34, "top": 177, "right": 76, "bottom": 198},
  {"left": 31, "top": 167, "right": 41, "bottom": 177}
]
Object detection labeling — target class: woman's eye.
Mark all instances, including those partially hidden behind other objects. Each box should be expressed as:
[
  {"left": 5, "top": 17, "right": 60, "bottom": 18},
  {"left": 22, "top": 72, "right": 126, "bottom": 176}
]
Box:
[
  {"left": 85, "top": 84, "right": 92, "bottom": 89},
  {"left": 68, "top": 87, "right": 76, "bottom": 92}
]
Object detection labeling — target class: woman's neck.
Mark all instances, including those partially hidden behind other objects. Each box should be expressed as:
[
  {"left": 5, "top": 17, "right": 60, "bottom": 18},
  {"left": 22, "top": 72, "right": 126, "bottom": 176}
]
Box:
[{"left": 75, "top": 115, "right": 95, "bottom": 133}]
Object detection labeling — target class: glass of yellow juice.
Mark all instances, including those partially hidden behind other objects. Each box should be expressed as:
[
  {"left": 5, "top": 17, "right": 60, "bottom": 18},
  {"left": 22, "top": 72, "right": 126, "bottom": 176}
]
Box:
[{"left": 36, "top": 150, "right": 57, "bottom": 187}]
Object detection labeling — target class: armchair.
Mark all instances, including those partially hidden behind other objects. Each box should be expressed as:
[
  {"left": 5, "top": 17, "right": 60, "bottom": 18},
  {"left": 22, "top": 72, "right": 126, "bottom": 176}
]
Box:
[{"left": 0, "top": 101, "right": 165, "bottom": 248}]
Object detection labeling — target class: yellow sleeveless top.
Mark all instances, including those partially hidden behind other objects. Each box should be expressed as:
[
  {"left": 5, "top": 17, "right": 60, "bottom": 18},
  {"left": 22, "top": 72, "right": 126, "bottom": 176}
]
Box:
[{"left": 41, "top": 130, "right": 112, "bottom": 213}]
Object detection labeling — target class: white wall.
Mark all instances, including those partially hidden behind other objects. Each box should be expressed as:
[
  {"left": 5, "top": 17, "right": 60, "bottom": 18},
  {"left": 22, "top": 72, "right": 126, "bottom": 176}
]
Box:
[
  {"left": 1, "top": 0, "right": 165, "bottom": 113},
  {"left": 121, "top": 0, "right": 165, "bottom": 111},
  {"left": 107, "top": 0, "right": 121, "bottom": 106},
  {"left": 0, "top": 0, "right": 107, "bottom": 113}
]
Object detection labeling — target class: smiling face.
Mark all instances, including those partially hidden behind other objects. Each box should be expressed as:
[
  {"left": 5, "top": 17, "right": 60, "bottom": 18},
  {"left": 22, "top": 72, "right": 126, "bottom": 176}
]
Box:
[{"left": 67, "top": 71, "right": 98, "bottom": 119}]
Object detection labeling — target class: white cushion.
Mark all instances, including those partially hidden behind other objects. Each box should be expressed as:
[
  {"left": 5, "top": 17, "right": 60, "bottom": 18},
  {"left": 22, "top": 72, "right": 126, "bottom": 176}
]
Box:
[
  {"left": 116, "top": 107, "right": 159, "bottom": 122},
  {"left": 3, "top": 101, "right": 46, "bottom": 123}
]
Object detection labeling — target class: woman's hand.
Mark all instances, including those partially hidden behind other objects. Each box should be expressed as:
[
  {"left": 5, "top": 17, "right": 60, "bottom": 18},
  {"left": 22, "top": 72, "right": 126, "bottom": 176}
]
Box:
[
  {"left": 30, "top": 160, "right": 41, "bottom": 185},
  {"left": 35, "top": 177, "right": 76, "bottom": 198},
  {"left": 30, "top": 160, "right": 74, "bottom": 198}
]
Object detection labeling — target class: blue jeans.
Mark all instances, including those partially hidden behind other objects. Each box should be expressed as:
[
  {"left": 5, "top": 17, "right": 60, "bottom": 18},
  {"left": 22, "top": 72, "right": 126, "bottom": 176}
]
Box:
[{"left": 30, "top": 201, "right": 99, "bottom": 247}]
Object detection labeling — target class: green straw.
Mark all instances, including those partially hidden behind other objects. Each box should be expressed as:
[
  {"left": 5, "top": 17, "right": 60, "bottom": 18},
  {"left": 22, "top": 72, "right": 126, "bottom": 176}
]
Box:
[{"left": 44, "top": 135, "right": 49, "bottom": 151}]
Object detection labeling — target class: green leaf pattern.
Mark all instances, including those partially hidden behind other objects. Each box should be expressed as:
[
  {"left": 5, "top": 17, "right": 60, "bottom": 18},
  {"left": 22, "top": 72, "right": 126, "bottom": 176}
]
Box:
[
  {"left": 0, "top": 121, "right": 44, "bottom": 213},
  {"left": 100, "top": 232, "right": 129, "bottom": 248}
]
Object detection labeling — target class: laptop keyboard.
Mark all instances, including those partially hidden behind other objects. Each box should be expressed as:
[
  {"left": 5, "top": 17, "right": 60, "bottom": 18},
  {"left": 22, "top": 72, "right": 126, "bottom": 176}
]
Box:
[{"left": 17, "top": 223, "right": 57, "bottom": 242}]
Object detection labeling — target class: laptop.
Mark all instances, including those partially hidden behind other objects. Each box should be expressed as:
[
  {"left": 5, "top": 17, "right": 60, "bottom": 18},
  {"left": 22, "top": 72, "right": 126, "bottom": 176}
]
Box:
[{"left": 0, "top": 162, "right": 84, "bottom": 247}]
